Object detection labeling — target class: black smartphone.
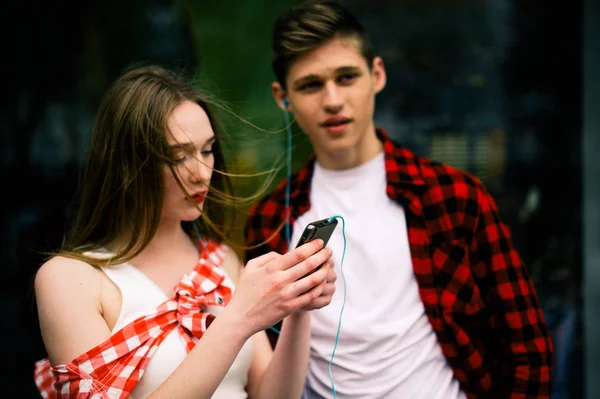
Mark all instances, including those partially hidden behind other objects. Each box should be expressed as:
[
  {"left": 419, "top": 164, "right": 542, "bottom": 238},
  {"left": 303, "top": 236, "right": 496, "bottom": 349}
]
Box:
[{"left": 295, "top": 217, "right": 339, "bottom": 248}]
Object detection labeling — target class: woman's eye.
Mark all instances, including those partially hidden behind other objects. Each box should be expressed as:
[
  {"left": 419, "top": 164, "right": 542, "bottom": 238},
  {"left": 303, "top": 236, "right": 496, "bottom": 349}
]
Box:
[{"left": 175, "top": 155, "right": 188, "bottom": 163}]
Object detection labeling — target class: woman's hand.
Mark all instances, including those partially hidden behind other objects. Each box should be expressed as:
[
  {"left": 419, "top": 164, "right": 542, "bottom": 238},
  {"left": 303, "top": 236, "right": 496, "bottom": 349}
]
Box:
[
  {"left": 301, "top": 258, "right": 336, "bottom": 311},
  {"left": 227, "top": 239, "right": 333, "bottom": 336}
]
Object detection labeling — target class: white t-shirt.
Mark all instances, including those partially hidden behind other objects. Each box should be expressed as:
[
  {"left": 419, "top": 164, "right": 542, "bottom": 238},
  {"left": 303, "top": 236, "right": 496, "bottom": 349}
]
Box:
[{"left": 291, "top": 153, "right": 465, "bottom": 399}]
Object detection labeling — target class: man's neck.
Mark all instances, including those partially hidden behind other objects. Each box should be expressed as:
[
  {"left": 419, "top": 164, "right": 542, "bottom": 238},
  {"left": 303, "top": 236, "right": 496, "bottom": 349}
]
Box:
[{"left": 315, "top": 125, "right": 383, "bottom": 170}]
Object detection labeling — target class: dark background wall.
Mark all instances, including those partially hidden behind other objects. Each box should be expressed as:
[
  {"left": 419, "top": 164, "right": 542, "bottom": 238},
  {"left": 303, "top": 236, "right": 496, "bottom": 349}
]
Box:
[{"left": 0, "top": 1, "right": 589, "bottom": 397}]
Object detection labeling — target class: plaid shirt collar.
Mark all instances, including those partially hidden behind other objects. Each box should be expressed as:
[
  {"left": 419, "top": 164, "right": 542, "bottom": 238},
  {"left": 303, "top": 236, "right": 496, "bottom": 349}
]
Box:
[{"left": 287, "top": 128, "right": 427, "bottom": 220}]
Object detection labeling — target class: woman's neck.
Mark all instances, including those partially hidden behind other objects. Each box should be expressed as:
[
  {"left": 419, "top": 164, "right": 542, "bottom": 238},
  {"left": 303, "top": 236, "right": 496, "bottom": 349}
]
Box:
[
  {"left": 143, "top": 220, "right": 195, "bottom": 257},
  {"left": 109, "top": 219, "right": 195, "bottom": 262}
]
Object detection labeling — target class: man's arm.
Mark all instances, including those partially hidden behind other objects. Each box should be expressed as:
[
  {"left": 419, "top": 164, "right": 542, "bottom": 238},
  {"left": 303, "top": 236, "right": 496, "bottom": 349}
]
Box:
[{"left": 471, "top": 184, "right": 553, "bottom": 398}]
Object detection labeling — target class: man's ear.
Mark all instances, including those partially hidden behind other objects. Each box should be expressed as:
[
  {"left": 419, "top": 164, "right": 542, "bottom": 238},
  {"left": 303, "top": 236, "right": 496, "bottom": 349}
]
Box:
[
  {"left": 271, "top": 81, "right": 288, "bottom": 111},
  {"left": 372, "top": 56, "right": 387, "bottom": 94}
]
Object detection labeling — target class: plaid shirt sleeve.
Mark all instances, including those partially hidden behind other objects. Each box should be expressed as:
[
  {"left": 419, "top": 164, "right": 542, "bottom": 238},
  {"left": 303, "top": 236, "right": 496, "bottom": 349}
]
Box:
[
  {"left": 244, "top": 159, "right": 315, "bottom": 263},
  {"left": 471, "top": 183, "right": 553, "bottom": 398},
  {"left": 244, "top": 185, "right": 290, "bottom": 262}
]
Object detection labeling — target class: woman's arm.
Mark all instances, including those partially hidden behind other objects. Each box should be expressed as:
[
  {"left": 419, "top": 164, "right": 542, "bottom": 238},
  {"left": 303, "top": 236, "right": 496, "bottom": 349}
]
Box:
[
  {"left": 36, "top": 256, "right": 114, "bottom": 365},
  {"left": 35, "top": 256, "right": 250, "bottom": 398},
  {"left": 152, "top": 242, "right": 333, "bottom": 399},
  {"left": 245, "top": 261, "right": 337, "bottom": 399},
  {"left": 246, "top": 311, "right": 312, "bottom": 399},
  {"left": 36, "top": 240, "right": 332, "bottom": 399}
]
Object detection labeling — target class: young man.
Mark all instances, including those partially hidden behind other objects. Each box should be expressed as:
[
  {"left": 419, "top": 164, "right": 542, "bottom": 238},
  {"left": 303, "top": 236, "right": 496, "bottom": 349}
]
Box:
[{"left": 245, "top": 1, "right": 553, "bottom": 398}]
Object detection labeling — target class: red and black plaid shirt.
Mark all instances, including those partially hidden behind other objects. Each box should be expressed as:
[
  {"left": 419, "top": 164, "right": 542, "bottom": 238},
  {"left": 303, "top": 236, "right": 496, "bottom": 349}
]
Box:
[{"left": 245, "top": 129, "right": 553, "bottom": 398}]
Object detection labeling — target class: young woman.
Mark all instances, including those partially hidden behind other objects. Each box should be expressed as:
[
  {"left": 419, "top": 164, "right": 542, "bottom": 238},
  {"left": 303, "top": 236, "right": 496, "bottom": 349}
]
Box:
[{"left": 34, "top": 65, "right": 336, "bottom": 399}]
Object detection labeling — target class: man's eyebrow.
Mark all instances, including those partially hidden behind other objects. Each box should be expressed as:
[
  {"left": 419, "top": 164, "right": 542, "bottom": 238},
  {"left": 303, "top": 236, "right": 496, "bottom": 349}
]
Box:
[{"left": 335, "top": 65, "right": 362, "bottom": 74}]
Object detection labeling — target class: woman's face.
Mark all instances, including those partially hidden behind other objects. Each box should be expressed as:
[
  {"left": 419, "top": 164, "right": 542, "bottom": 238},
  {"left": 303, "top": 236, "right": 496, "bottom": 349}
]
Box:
[{"left": 161, "top": 100, "right": 216, "bottom": 223}]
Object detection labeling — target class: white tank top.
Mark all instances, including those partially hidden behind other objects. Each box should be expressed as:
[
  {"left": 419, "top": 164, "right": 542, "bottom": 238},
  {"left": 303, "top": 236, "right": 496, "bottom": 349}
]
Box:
[{"left": 101, "top": 261, "right": 253, "bottom": 399}]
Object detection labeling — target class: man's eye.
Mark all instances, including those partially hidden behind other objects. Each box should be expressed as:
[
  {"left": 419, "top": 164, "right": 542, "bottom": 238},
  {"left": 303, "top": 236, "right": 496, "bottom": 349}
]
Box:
[
  {"left": 338, "top": 73, "right": 359, "bottom": 84},
  {"left": 300, "top": 81, "right": 323, "bottom": 91}
]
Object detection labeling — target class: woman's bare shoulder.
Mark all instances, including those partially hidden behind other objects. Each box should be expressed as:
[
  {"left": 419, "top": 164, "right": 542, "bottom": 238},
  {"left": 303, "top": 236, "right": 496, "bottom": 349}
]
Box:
[
  {"left": 35, "top": 255, "right": 103, "bottom": 297},
  {"left": 35, "top": 255, "right": 111, "bottom": 364}
]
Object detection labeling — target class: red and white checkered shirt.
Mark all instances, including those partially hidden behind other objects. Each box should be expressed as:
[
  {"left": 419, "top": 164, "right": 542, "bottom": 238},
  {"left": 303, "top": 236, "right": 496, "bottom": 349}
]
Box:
[{"left": 34, "top": 239, "right": 232, "bottom": 399}]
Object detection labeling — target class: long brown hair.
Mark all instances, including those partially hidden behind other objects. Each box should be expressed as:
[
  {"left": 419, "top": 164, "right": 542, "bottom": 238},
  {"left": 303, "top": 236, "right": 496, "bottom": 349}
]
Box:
[{"left": 59, "top": 65, "right": 235, "bottom": 266}]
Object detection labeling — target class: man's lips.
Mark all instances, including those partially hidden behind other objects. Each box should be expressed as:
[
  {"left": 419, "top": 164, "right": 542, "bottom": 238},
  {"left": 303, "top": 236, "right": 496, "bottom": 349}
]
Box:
[
  {"left": 321, "top": 116, "right": 352, "bottom": 127},
  {"left": 321, "top": 117, "right": 352, "bottom": 134}
]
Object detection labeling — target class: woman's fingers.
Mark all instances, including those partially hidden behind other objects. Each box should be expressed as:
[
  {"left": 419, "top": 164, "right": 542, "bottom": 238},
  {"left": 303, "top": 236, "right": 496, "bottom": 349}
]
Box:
[
  {"left": 289, "top": 278, "right": 326, "bottom": 310},
  {"left": 234, "top": 240, "right": 336, "bottom": 331},
  {"left": 269, "top": 239, "right": 325, "bottom": 272},
  {"left": 288, "top": 263, "right": 330, "bottom": 297},
  {"left": 284, "top": 247, "right": 332, "bottom": 282},
  {"left": 245, "top": 251, "right": 281, "bottom": 273}
]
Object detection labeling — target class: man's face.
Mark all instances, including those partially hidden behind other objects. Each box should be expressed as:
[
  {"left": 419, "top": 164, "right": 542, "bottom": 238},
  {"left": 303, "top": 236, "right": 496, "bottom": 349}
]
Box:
[{"left": 272, "top": 37, "right": 386, "bottom": 168}]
